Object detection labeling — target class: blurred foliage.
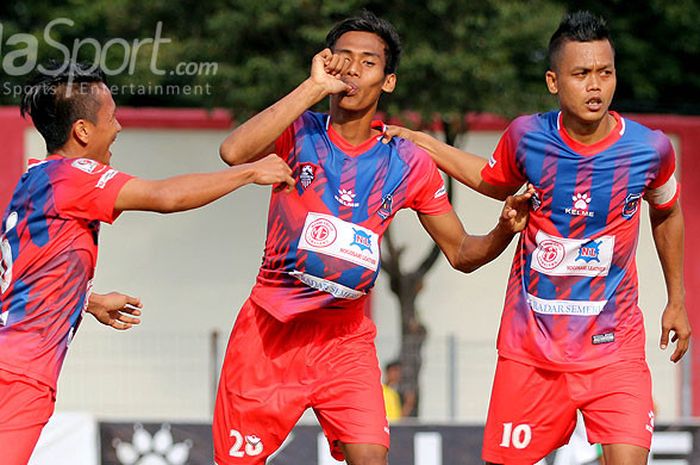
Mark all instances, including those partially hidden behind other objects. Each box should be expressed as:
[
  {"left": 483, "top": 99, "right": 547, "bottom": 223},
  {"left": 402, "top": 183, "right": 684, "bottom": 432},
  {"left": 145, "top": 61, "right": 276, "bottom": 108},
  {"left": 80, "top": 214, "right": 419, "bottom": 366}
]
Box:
[{"left": 1, "top": 0, "right": 698, "bottom": 118}]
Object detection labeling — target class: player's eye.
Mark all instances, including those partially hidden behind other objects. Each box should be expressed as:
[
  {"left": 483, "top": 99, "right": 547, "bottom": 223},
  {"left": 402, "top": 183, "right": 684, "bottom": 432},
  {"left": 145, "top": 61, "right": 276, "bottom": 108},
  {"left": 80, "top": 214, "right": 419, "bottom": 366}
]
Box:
[{"left": 364, "top": 61, "right": 375, "bottom": 67}]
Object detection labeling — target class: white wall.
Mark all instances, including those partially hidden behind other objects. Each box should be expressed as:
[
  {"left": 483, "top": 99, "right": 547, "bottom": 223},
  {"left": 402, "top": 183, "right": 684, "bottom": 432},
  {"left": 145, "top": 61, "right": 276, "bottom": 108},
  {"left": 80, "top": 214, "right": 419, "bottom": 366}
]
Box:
[{"left": 23, "top": 125, "right": 683, "bottom": 423}]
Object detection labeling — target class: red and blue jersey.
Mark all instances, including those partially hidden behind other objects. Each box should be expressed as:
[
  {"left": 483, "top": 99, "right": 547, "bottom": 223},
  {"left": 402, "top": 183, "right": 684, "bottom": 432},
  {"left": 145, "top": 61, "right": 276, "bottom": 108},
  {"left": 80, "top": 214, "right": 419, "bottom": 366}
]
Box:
[
  {"left": 0, "top": 155, "right": 132, "bottom": 389},
  {"left": 250, "top": 111, "right": 451, "bottom": 321},
  {"left": 482, "top": 111, "right": 679, "bottom": 370}
]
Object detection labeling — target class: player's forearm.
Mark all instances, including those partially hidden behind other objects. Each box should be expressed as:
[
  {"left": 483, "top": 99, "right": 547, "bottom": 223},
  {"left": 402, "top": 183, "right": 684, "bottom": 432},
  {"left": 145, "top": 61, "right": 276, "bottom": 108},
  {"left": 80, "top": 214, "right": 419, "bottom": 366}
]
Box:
[
  {"left": 406, "top": 129, "right": 488, "bottom": 190},
  {"left": 150, "top": 166, "right": 258, "bottom": 213},
  {"left": 650, "top": 203, "right": 686, "bottom": 304},
  {"left": 453, "top": 223, "right": 515, "bottom": 273},
  {"left": 220, "top": 79, "right": 327, "bottom": 165}
]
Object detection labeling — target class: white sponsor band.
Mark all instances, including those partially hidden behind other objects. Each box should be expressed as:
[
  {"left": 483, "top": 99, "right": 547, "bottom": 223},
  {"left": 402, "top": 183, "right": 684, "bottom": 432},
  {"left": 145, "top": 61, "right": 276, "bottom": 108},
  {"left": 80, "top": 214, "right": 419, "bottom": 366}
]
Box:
[
  {"left": 531, "top": 230, "right": 615, "bottom": 278},
  {"left": 527, "top": 293, "right": 606, "bottom": 316},
  {"left": 290, "top": 271, "right": 365, "bottom": 300},
  {"left": 298, "top": 212, "right": 380, "bottom": 271}
]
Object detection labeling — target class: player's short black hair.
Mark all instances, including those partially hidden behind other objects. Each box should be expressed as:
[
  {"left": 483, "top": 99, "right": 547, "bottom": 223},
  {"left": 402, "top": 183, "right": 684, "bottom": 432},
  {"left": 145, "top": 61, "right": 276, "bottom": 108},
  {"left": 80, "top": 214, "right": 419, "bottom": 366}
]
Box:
[
  {"left": 325, "top": 10, "right": 402, "bottom": 75},
  {"left": 548, "top": 11, "right": 614, "bottom": 70},
  {"left": 20, "top": 61, "right": 107, "bottom": 153}
]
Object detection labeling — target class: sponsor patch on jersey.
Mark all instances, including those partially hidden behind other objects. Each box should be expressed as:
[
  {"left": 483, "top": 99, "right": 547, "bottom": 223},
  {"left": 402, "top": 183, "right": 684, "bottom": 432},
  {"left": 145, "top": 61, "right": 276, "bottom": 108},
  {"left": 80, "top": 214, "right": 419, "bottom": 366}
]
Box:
[
  {"left": 488, "top": 155, "right": 497, "bottom": 168},
  {"left": 96, "top": 169, "right": 118, "bottom": 189},
  {"left": 377, "top": 194, "right": 393, "bottom": 220},
  {"left": 592, "top": 332, "right": 615, "bottom": 345},
  {"left": 531, "top": 230, "right": 615, "bottom": 277},
  {"left": 299, "top": 163, "right": 315, "bottom": 189},
  {"left": 298, "top": 212, "right": 379, "bottom": 271},
  {"left": 72, "top": 158, "right": 105, "bottom": 174},
  {"left": 290, "top": 270, "right": 365, "bottom": 299},
  {"left": 527, "top": 293, "right": 607, "bottom": 316},
  {"left": 622, "top": 192, "right": 643, "bottom": 219}
]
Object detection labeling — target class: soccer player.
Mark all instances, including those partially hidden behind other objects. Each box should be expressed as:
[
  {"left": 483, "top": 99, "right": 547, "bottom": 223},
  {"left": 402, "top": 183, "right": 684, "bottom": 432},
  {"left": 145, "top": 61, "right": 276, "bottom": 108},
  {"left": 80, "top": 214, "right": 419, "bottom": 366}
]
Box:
[
  {"left": 0, "top": 62, "right": 294, "bottom": 465},
  {"left": 384, "top": 10, "right": 690, "bottom": 465},
  {"left": 214, "top": 11, "right": 532, "bottom": 465}
]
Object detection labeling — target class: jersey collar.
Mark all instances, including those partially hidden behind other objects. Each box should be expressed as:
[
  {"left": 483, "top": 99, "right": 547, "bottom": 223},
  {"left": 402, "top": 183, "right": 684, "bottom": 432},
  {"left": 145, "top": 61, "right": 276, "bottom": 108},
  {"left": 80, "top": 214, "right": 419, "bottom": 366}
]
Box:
[
  {"left": 326, "top": 115, "right": 386, "bottom": 157},
  {"left": 27, "top": 153, "right": 65, "bottom": 169},
  {"left": 557, "top": 111, "right": 625, "bottom": 156}
]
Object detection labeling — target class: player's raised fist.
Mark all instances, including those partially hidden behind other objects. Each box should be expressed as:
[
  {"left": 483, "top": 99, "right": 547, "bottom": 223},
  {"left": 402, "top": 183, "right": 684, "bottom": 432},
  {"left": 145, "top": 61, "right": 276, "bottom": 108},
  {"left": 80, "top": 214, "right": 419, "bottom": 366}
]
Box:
[
  {"left": 250, "top": 154, "right": 295, "bottom": 190},
  {"left": 310, "top": 48, "right": 353, "bottom": 95}
]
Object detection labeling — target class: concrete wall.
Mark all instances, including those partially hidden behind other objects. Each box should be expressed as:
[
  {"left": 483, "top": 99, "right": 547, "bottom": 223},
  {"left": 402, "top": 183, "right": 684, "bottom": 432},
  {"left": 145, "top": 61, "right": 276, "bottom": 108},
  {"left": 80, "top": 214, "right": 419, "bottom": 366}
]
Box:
[{"left": 21, "top": 124, "right": 682, "bottom": 423}]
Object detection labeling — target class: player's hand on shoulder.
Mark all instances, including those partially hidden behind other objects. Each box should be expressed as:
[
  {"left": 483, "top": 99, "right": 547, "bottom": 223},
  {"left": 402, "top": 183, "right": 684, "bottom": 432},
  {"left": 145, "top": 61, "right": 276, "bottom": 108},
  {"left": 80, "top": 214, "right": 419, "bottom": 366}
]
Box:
[
  {"left": 250, "top": 154, "right": 295, "bottom": 190},
  {"left": 499, "top": 184, "right": 535, "bottom": 233},
  {"left": 660, "top": 301, "right": 691, "bottom": 363},
  {"left": 310, "top": 48, "right": 352, "bottom": 95},
  {"left": 381, "top": 125, "right": 415, "bottom": 144},
  {"left": 86, "top": 292, "right": 142, "bottom": 331}
]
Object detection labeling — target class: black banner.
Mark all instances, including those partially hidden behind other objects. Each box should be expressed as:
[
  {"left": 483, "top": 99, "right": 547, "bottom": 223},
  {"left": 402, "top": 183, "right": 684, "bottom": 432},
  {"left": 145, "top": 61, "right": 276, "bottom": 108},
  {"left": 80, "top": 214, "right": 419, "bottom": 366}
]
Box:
[{"left": 99, "top": 422, "right": 699, "bottom": 465}]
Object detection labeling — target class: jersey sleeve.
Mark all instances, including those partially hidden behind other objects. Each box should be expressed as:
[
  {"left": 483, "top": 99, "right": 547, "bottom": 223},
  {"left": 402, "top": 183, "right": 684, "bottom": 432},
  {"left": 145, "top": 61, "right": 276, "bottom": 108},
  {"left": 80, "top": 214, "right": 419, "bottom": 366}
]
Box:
[
  {"left": 481, "top": 123, "right": 527, "bottom": 187},
  {"left": 408, "top": 149, "right": 452, "bottom": 216},
  {"left": 646, "top": 133, "right": 680, "bottom": 209},
  {"left": 53, "top": 159, "right": 134, "bottom": 224}
]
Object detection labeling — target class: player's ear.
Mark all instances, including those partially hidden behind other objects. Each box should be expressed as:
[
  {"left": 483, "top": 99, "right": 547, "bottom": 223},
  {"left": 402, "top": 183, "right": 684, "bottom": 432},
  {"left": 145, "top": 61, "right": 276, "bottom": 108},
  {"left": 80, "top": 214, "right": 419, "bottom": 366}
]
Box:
[
  {"left": 545, "top": 70, "right": 558, "bottom": 95},
  {"left": 72, "top": 119, "right": 91, "bottom": 145},
  {"left": 382, "top": 73, "right": 396, "bottom": 94}
]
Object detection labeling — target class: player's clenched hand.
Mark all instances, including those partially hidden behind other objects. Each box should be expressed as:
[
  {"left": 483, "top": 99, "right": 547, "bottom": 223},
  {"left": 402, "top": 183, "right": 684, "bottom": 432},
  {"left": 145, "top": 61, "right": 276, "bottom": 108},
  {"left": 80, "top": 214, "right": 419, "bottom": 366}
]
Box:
[
  {"left": 660, "top": 302, "right": 691, "bottom": 363},
  {"left": 250, "top": 154, "right": 295, "bottom": 190},
  {"left": 310, "top": 48, "right": 353, "bottom": 95},
  {"left": 86, "top": 292, "right": 142, "bottom": 331},
  {"left": 499, "top": 184, "right": 535, "bottom": 233},
  {"left": 381, "top": 125, "right": 416, "bottom": 144}
]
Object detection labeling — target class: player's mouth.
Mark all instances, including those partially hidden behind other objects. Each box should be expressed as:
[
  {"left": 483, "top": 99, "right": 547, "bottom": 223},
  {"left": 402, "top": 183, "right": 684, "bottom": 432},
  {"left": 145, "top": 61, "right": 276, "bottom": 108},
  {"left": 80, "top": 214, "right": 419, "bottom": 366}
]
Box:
[
  {"left": 342, "top": 80, "right": 360, "bottom": 97},
  {"left": 585, "top": 96, "right": 603, "bottom": 112}
]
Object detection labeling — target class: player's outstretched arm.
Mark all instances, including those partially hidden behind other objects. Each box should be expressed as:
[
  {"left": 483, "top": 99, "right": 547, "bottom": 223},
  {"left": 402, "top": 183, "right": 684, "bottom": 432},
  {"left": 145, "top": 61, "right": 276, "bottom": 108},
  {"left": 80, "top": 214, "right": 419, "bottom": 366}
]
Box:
[
  {"left": 219, "top": 49, "right": 353, "bottom": 166},
  {"left": 419, "top": 186, "right": 533, "bottom": 273},
  {"left": 650, "top": 202, "right": 691, "bottom": 363},
  {"left": 382, "top": 126, "right": 516, "bottom": 200},
  {"left": 86, "top": 292, "right": 142, "bottom": 331},
  {"left": 114, "top": 154, "right": 294, "bottom": 213}
]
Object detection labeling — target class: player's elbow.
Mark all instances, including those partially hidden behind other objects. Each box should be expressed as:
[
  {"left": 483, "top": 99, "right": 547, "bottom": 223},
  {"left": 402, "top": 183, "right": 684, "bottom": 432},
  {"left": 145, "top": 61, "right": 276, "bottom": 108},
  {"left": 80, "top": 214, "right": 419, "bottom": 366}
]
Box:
[
  {"left": 219, "top": 139, "right": 246, "bottom": 166},
  {"left": 453, "top": 258, "right": 482, "bottom": 274}
]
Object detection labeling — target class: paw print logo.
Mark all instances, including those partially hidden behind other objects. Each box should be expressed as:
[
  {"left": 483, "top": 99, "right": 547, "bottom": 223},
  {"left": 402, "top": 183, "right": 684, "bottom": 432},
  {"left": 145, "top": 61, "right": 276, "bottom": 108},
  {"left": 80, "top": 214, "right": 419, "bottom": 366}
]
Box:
[
  {"left": 114, "top": 423, "right": 192, "bottom": 465},
  {"left": 335, "top": 188, "right": 359, "bottom": 207},
  {"left": 572, "top": 192, "right": 591, "bottom": 211}
]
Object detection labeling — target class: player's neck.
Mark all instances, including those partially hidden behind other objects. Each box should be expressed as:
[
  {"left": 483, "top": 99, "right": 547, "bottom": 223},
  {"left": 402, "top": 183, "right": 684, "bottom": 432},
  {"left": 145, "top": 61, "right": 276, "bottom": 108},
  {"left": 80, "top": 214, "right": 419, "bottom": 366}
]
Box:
[
  {"left": 54, "top": 141, "right": 93, "bottom": 161},
  {"left": 329, "top": 106, "right": 380, "bottom": 146},
  {"left": 561, "top": 112, "right": 616, "bottom": 145}
]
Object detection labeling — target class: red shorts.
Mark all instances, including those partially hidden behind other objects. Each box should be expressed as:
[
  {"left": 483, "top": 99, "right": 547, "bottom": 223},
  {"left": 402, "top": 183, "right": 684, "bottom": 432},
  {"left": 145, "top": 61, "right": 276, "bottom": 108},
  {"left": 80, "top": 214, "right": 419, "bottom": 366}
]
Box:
[
  {"left": 0, "top": 368, "right": 56, "bottom": 465},
  {"left": 482, "top": 356, "right": 653, "bottom": 464},
  {"left": 213, "top": 299, "right": 389, "bottom": 465}
]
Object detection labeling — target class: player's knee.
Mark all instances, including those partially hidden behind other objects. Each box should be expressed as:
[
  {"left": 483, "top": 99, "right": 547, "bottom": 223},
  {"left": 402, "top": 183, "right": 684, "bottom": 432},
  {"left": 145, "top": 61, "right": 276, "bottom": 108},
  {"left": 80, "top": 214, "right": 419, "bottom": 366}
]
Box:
[{"left": 341, "top": 443, "right": 388, "bottom": 465}]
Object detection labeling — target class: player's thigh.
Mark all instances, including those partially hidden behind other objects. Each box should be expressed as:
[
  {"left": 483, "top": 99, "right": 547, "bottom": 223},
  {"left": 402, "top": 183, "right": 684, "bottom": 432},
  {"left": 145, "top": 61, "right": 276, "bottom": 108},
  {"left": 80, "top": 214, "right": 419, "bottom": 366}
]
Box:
[
  {"left": 341, "top": 442, "right": 388, "bottom": 465},
  {"left": 0, "top": 369, "right": 55, "bottom": 465},
  {"left": 213, "top": 301, "right": 308, "bottom": 464},
  {"left": 312, "top": 316, "right": 389, "bottom": 462},
  {"left": 482, "top": 357, "right": 578, "bottom": 465},
  {"left": 579, "top": 358, "right": 653, "bottom": 451}
]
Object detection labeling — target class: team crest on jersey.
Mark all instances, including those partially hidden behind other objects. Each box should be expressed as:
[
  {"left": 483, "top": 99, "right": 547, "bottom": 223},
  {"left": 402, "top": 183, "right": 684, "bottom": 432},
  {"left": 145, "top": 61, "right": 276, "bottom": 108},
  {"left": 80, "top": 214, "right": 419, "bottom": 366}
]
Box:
[
  {"left": 351, "top": 228, "right": 373, "bottom": 253},
  {"left": 530, "top": 190, "right": 542, "bottom": 212},
  {"left": 576, "top": 240, "right": 601, "bottom": 263},
  {"left": 378, "top": 194, "right": 393, "bottom": 220},
  {"left": 71, "top": 158, "right": 104, "bottom": 174},
  {"left": 299, "top": 163, "right": 315, "bottom": 189},
  {"left": 565, "top": 192, "right": 594, "bottom": 217},
  {"left": 335, "top": 188, "right": 359, "bottom": 207},
  {"left": 622, "top": 192, "right": 643, "bottom": 219}
]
